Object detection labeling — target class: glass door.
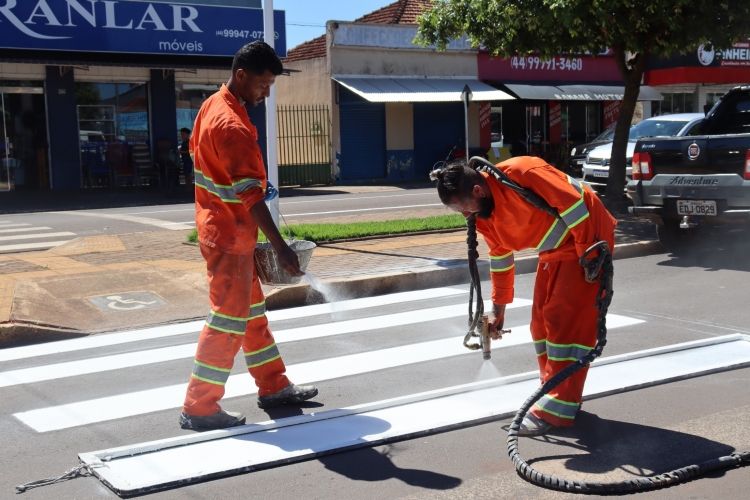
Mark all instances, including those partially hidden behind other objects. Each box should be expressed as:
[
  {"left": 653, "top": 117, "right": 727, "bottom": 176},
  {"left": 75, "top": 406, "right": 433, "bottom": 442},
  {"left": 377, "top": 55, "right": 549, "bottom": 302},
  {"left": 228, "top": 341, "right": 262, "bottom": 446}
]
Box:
[
  {"left": 526, "top": 104, "right": 547, "bottom": 155},
  {"left": 0, "top": 85, "right": 48, "bottom": 191}
]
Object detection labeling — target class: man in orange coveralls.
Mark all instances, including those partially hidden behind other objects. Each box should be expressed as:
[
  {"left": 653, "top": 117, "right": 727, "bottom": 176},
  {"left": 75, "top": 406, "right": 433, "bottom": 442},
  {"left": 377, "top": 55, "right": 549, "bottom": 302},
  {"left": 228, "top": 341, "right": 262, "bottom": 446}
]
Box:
[
  {"left": 431, "top": 157, "right": 616, "bottom": 436},
  {"left": 180, "top": 41, "right": 318, "bottom": 431}
]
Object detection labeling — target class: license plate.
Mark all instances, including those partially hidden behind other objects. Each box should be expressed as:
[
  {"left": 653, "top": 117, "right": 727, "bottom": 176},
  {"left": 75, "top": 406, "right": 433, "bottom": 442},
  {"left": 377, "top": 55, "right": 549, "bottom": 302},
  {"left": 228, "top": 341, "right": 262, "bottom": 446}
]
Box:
[
  {"left": 592, "top": 170, "right": 608, "bottom": 178},
  {"left": 677, "top": 200, "right": 717, "bottom": 216}
]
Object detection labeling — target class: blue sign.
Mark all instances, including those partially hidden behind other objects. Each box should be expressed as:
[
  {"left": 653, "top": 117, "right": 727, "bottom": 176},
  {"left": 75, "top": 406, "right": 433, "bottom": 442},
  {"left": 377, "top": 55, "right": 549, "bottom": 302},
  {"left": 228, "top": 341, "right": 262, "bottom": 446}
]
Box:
[{"left": 0, "top": 0, "right": 286, "bottom": 57}]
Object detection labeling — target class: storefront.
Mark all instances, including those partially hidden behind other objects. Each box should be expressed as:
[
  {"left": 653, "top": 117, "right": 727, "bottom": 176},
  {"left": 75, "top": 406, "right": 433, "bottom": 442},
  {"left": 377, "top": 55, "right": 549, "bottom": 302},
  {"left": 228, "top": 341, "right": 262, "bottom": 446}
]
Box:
[
  {"left": 0, "top": 0, "right": 282, "bottom": 193},
  {"left": 644, "top": 41, "right": 750, "bottom": 117},
  {"left": 478, "top": 51, "right": 663, "bottom": 163}
]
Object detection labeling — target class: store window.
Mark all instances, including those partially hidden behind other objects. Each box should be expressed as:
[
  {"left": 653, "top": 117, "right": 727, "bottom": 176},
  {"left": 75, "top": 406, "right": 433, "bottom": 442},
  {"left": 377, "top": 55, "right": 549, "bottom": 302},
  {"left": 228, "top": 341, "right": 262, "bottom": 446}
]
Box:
[
  {"left": 1, "top": 81, "right": 48, "bottom": 191},
  {"left": 652, "top": 92, "right": 695, "bottom": 115},
  {"left": 176, "top": 84, "right": 219, "bottom": 139},
  {"left": 490, "top": 106, "right": 504, "bottom": 146},
  {"left": 75, "top": 82, "right": 150, "bottom": 189}
]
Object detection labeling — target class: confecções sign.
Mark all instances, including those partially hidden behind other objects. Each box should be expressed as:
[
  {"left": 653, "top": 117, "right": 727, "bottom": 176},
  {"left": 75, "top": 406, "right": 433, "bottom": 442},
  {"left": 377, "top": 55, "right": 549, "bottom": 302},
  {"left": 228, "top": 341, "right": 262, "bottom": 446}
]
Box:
[{"left": 0, "top": 0, "right": 286, "bottom": 57}]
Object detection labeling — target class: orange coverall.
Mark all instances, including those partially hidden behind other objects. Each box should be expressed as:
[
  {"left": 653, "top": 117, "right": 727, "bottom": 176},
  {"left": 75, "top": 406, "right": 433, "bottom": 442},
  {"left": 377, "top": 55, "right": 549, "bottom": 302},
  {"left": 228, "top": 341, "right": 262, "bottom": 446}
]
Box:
[
  {"left": 182, "top": 84, "right": 290, "bottom": 417},
  {"left": 476, "top": 157, "right": 616, "bottom": 427}
]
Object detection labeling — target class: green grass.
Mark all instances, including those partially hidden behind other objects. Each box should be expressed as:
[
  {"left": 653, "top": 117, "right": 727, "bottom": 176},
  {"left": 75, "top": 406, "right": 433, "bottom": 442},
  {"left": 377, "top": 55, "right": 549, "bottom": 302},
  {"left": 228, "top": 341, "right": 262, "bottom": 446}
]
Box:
[
  {"left": 186, "top": 214, "right": 466, "bottom": 244},
  {"left": 187, "top": 229, "right": 198, "bottom": 243}
]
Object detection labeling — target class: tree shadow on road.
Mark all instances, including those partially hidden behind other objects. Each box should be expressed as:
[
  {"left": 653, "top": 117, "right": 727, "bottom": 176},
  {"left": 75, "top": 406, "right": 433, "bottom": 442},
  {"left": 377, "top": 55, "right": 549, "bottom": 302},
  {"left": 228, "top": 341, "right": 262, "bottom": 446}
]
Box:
[
  {"left": 657, "top": 231, "right": 750, "bottom": 273},
  {"left": 521, "top": 411, "right": 738, "bottom": 481},
  {"left": 318, "top": 444, "right": 462, "bottom": 490}
]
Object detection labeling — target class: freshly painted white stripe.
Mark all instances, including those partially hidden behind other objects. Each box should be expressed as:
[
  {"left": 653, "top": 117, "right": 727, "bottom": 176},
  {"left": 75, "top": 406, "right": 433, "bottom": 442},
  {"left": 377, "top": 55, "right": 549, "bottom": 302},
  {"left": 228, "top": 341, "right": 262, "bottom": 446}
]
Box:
[
  {"left": 273, "top": 299, "right": 532, "bottom": 343},
  {"left": 11, "top": 315, "right": 643, "bottom": 431},
  {"left": 0, "top": 288, "right": 471, "bottom": 363},
  {"left": 163, "top": 222, "right": 195, "bottom": 225},
  {"left": 60, "top": 212, "right": 192, "bottom": 231},
  {"left": 0, "top": 223, "right": 31, "bottom": 228},
  {"left": 0, "top": 298, "right": 544, "bottom": 388},
  {"left": 0, "top": 241, "right": 72, "bottom": 252},
  {"left": 0, "top": 231, "right": 75, "bottom": 242},
  {"left": 119, "top": 208, "right": 194, "bottom": 215},
  {"left": 268, "top": 287, "right": 466, "bottom": 321},
  {"left": 279, "top": 193, "right": 432, "bottom": 205},
  {"left": 284, "top": 203, "right": 444, "bottom": 217},
  {"left": 0, "top": 226, "right": 52, "bottom": 234},
  {"left": 80, "top": 335, "right": 750, "bottom": 495}
]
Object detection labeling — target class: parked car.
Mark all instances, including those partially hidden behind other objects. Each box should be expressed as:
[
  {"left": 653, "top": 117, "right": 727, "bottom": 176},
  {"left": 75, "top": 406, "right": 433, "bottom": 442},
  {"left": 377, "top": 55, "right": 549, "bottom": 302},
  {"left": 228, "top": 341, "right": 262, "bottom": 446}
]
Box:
[
  {"left": 569, "top": 127, "right": 616, "bottom": 174},
  {"left": 581, "top": 113, "right": 705, "bottom": 192},
  {"left": 628, "top": 85, "right": 750, "bottom": 252}
]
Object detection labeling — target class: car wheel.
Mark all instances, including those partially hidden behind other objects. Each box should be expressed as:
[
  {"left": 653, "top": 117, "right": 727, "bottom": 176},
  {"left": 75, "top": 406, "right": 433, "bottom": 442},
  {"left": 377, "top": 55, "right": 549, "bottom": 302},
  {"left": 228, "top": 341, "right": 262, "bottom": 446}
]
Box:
[
  {"left": 591, "top": 184, "right": 606, "bottom": 195},
  {"left": 656, "top": 220, "right": 700, "bottom": 254}
]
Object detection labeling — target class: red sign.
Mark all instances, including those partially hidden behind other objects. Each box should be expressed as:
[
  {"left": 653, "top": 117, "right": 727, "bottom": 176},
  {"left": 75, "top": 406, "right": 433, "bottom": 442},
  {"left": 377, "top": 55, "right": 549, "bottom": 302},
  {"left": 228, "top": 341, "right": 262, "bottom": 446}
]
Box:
[
  {"left": 603, "top": 101, "right": 621, "bottom": 129},
  {"left": 549, "top": 101, "right": 562, "bottom": 142},
  {"left": 478, "top": 52, "right": 621, "bottom": 83},
  {"left": 479, "top": 102, "right": 492, "bottom": 148}
]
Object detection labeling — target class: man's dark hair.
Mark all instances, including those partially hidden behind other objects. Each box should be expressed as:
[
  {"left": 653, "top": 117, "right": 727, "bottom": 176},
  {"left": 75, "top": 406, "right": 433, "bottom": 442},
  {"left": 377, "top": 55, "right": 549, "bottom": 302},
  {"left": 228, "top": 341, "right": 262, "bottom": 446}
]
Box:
[
  {"left": 232, "top": 41, "right": 284, "bottom": 76},
  {"left": 430, "top": 160, "right": 481, "bottom": 204},
  {"left": 180, "top": 127, "right": 191, "bottom": 135}
]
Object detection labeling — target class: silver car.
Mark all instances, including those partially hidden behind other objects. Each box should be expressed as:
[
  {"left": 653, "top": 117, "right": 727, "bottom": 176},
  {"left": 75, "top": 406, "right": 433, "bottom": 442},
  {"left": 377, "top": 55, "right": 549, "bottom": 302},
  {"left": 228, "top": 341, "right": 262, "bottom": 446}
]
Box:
[{"left": 582, "top": 113, "right": 705, "bottom": 192}]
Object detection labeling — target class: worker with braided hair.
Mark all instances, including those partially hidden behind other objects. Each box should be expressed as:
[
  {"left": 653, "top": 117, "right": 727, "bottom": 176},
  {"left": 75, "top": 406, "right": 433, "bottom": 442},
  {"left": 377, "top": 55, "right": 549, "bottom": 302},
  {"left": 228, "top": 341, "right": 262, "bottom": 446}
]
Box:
[{"left": 431, "top": 157, "right": 616, "bottom": 435}]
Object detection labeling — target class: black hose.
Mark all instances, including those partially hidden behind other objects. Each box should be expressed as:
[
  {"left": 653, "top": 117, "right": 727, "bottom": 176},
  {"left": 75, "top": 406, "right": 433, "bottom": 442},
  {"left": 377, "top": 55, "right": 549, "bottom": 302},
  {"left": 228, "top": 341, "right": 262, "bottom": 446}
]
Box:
[{"left": 462, "top": 157, "right": 750, "bottom": 492}]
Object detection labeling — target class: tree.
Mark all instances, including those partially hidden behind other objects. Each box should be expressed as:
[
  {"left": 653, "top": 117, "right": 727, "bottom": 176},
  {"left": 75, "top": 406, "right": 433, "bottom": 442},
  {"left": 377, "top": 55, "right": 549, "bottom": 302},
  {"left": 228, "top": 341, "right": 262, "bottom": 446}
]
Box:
[{"left": 417, "top": 0, "right": 750, "bottom": 210}]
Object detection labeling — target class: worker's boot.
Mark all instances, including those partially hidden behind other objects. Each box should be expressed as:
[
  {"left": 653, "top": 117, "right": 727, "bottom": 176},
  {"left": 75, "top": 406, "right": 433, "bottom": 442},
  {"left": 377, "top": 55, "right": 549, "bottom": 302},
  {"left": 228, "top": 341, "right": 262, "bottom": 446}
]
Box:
[
  {"left": 518, "top": 413, "right": 555, "bottom": 436},
  {"left": 257, "top": 383, "right": 318, "bottom": 409},
  {"left": 179, "top": 410, "right": 246, "bottom": 431}
]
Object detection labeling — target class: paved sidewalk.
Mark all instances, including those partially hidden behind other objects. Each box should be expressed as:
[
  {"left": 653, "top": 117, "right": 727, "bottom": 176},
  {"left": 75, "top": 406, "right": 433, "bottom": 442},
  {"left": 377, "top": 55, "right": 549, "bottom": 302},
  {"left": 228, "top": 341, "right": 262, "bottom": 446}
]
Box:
[{"left": 0, "top": 214, "right": 658, "bottom": 345}]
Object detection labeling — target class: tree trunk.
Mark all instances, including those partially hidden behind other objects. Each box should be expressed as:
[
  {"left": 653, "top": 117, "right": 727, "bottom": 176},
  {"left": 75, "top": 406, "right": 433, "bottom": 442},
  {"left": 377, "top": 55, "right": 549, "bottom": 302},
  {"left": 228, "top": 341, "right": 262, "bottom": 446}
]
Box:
[{"left": 605, "top": 46, "right": 651, "bottom": 212}]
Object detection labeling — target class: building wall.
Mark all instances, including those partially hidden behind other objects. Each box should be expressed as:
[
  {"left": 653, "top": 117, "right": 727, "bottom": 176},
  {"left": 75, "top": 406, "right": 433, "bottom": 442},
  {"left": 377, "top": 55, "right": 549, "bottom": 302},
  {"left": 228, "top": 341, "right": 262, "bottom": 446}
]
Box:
[
  {"left": 331, "top": 47, "right": 477, "bottom": 77},
  {"left": 0, "top": 63, "right": 46, "bottom": 80},
  {"left": 276, "top": 58, "right": 331, "bottom": 106},
  {"left": 385, "top": 102, "right": 414, "bottom": 181},
  {"left": 175, "top": 69, "right": 231, "bottom": 85},
  {"left": 73, "top": 66, "right": 151, "bottom": 83}
]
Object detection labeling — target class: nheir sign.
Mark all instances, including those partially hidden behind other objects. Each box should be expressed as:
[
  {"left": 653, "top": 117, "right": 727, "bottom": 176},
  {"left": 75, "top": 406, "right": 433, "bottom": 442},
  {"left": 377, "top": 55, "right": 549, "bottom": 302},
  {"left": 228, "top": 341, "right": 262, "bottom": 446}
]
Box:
[{"left": 0, "top": 0, "right": 286, "bottom": 57}]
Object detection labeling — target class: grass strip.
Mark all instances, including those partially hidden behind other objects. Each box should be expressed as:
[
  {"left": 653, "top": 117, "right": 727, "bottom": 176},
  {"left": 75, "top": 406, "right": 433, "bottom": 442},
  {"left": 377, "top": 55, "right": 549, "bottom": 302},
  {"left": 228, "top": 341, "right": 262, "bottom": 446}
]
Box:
[{"left": 186, "top": 214, "right": 466, "bottom": 244}]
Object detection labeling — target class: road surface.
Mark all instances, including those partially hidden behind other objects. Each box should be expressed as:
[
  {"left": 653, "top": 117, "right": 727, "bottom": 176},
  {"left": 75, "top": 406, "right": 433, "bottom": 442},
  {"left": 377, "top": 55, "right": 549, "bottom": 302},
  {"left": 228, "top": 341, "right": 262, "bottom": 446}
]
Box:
[{"left": 2, "top": 247, "right": 750, "bottom": 499}]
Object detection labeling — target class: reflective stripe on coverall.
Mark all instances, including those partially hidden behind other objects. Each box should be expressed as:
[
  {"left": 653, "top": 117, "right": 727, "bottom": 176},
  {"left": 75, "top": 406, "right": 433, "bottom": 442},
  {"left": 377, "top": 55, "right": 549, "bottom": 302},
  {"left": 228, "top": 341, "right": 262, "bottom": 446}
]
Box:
[
  {"left": 182, "top": 84, "right": 289, "bottom": 417},
  {"left": 477, "top": 157, "right": 617, "bottom": 426}
]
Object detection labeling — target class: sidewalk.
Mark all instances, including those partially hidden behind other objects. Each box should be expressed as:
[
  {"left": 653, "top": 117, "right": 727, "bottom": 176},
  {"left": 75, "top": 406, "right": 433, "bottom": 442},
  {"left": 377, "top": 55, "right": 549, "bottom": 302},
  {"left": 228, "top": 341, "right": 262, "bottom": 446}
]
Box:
[{"left": 0, "top": 214, "right": 660, "bottom": 346}]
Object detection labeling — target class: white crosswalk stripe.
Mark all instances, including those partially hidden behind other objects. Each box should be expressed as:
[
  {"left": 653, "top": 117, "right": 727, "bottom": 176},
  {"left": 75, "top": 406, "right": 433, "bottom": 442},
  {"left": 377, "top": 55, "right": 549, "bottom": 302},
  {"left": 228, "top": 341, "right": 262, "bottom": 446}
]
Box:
[
  {"left": 0, "top": 220, "right": 76, "bottom": 253},
  {"left": 0, "top": 284, "right": 649, "bottom": 437}
]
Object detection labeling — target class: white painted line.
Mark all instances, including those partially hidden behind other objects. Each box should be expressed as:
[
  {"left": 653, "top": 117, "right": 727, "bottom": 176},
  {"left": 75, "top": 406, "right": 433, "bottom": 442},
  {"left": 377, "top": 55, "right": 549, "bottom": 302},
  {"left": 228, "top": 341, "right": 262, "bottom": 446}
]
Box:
[
  {"left": 0, "top": 226, "right": 52, "bottom": 234},
  {"left": 12, "top": 315, "right": 642, "bottom": 431},
  {"left": 60, "top": 212, "right": 192, "bottom": 231},
  {"left": 0, "top": 223, "right": 31, "bottom": 228},
  {"left": 268, "top": 287, "right": 467, "bottom": 321},
  {"left": 0, "top": 241, "right": 73, "bottom": 252},
  {"left": 80, "top": 335, "right": 750, "bottom": 496},
  {"left": 284, "top": 203, "right": 444, "bottom": 217},
  {"left": 279, "top": 192, "right": 433, "bottom": 205},
  {"left": 0, "top": 287, "right": 470, "bottom": 363},
  {"left": 163, "top": 222, "right": 195, "bottom": 225},
  {"left": 0, "top": 231, "right": 75, "bottom": 242},
  {"left": 118, "top": 208, "right": 195, "bottom": 215}
]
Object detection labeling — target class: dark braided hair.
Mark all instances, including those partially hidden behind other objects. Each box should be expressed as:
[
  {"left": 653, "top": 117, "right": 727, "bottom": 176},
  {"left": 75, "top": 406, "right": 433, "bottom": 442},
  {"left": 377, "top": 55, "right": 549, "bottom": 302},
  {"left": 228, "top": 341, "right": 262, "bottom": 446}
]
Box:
[{"left": 430, "top": 160, "right": 481, "bottom": 205}]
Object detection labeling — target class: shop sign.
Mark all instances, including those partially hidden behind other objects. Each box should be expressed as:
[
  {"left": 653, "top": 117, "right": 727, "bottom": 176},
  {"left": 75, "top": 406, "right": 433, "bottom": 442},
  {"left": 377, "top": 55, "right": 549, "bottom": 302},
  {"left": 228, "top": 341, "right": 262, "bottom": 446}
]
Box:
[
  {"left": 696, "top": 41, "right": 750, "bottom": 68},
  {"left": 478, "top": 102, "right": 492, "bottom": 148},
  {"left": 333, "top": 22, "right": 473, "bottom": 51},
  {"left": 603, "top": 101, "right": 621, "bottom": 129},
  {"left": 548, "top": 101, "right": 561, "bottom": 142},
  {"left": 479, "top": 51, "right": 621, "bottom": 83},
  {"left": 0, "top": 0, "right": 286, "bottom": 57}
]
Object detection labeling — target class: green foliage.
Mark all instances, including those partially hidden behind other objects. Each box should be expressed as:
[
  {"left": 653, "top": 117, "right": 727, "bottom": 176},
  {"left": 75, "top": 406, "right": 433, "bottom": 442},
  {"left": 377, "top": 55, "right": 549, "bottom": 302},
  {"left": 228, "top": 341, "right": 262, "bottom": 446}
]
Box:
[
  {"left": 186, "top": 215, "right": 467, "bottom": 244},
  {"left": 417, "top": 1, "right": 750, "bottom": 60}
]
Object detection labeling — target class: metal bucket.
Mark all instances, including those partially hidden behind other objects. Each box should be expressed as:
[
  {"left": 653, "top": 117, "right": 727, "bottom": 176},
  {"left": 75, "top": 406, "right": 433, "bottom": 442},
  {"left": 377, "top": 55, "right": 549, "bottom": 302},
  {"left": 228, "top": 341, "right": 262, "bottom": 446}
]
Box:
[{"left": 254, "top": 240, "right": 317, "bottom": 285}]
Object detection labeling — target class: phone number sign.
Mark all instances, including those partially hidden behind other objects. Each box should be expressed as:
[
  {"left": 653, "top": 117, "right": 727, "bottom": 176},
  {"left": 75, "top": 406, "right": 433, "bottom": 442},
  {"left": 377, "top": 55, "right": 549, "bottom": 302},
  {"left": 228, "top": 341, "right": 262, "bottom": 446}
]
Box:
[
  {"left": 0, "top": 0, "right": 286, "bottom": 57},
  {"left": 479, "top": 52, "right": 621, "bottom": 83}
]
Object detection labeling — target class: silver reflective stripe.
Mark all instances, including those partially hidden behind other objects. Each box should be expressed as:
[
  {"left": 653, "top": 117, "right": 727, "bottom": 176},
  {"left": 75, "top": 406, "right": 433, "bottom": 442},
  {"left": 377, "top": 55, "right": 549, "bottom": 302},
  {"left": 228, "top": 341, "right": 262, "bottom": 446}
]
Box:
[
  {"left": 534, "top": 394, "right": 580, "bottom": 420},
  {"left": 191, "top": 361, "right": 231, "bottom": 386},
  {"left": 568, "top": 175, "right": 584, "bottom": 195},
  {"left": 560, "top": 198, "right": 590, "bottom": 229},
  {"left": 245, "top": 344, "right": 281, "bottom": 368},
  {"left": 194, "top": 169, "right": 241, "bottom": 203},
  {"left": 536, "top": 219, "right": 570, "bottom": 252},
  {"left": 205, "top": 311, "right": 247, "bottom": 335},
  {"left": 489, "top": 252, "right": 514, "bottom": 272},
  {"left": 232, "top": 178, "right": 263, "bottom": 195},
  {"left": 546, "top": 342, "right": 593, "bottom": 361},
  {"left": 248, "top": 301, "right": 266, "bottom": 319},
  {"left": 533, "top": 339, "right": 547, "bottom": 357}
]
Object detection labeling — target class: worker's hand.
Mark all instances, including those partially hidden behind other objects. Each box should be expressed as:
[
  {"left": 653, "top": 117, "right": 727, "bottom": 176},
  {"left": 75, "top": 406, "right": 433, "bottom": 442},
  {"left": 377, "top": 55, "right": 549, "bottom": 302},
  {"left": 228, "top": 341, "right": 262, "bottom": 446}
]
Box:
[
  {"left": 277, "top": 243, "right": 304, "bottom": 277},
  {"left": 487, "top": 303, "right": 506, "bottom": 340},
  {"left": 581, "top": 258, "right": 600, "bottom": 283}
]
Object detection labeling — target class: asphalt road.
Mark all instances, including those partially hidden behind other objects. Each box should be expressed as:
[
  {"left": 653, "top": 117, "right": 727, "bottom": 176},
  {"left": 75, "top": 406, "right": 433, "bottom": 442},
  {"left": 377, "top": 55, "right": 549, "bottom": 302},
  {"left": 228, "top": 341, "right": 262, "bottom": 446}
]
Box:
[
  {"left": 0, "top": 187, "right": 439, "bottom": 253},
  {"left": 2, "top": 246, "right": 750, "bottom": 499}
]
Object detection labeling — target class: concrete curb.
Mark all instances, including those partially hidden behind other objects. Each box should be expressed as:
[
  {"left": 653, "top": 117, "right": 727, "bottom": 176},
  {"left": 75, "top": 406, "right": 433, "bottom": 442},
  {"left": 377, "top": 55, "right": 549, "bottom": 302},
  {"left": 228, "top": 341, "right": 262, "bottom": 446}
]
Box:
[{"left": 265, "top": 240, "right": 665, "bottom": 310}]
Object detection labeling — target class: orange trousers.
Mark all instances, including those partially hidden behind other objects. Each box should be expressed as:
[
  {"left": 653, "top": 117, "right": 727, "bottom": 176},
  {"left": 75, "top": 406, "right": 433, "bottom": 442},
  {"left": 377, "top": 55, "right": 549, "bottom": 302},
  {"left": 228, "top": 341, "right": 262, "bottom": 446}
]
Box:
[
  {"left": 528, "top": 258, "right": 603, "bottom": 427},
  {"left": 182, "top": 244, "right": 290, "bottom": 416}
]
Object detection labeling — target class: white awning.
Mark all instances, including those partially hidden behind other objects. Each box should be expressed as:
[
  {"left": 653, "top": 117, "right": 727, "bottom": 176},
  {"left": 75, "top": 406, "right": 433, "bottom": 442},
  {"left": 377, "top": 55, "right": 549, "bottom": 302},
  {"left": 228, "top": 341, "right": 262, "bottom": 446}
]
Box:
[
  {"left": 504, "top": 83, "right": 663, "bottom": 101},
  {"left": 333, "top": 76, "right": 515, "bottom": 103}
]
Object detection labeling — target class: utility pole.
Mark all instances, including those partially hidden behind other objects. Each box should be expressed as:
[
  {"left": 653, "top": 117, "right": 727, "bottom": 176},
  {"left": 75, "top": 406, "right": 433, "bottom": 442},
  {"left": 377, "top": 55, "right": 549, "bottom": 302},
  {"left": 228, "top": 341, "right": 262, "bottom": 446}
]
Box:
[
  {"left": 264, "top": 0, "right": 279, "bottom": 227},
  {"left": 461, "top": 84, "right": 473, "bottom": 163}
]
